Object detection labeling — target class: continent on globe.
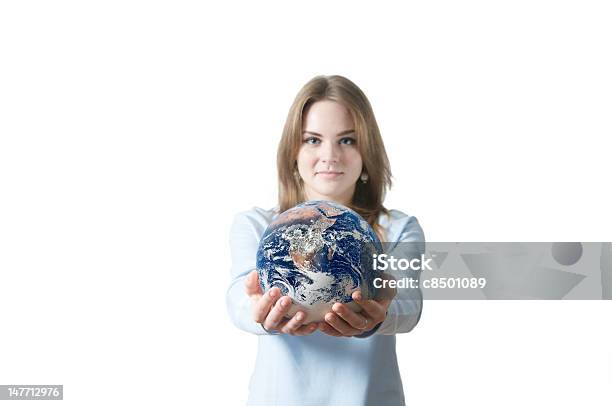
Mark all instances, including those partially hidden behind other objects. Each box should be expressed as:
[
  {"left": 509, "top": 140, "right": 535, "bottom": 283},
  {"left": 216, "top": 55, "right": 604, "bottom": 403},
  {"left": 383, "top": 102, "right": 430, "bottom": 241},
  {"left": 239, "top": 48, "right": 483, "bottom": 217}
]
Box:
[{"left": 256, "top": 200, "right": 383, "bottom": 323}]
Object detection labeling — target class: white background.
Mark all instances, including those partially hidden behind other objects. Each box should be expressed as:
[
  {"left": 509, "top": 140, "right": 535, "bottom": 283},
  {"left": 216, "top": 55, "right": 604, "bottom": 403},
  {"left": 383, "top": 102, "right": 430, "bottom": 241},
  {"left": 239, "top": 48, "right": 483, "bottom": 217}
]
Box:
[{"left": 1, "top": 1, "right": 611, "bottom": 405}]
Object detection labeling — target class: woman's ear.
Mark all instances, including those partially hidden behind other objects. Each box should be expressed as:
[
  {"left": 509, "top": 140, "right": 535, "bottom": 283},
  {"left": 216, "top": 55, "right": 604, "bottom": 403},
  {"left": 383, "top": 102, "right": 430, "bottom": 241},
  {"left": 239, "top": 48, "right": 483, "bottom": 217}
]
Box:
[{"left": 293, "top": 164, "right": 301, "bottom": 182}]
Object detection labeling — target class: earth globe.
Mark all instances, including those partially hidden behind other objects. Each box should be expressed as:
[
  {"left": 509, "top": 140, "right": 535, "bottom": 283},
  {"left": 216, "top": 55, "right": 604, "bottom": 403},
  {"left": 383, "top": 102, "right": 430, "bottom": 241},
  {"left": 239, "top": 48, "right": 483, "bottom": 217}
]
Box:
[{"left": 256, "top": 200, "right": 383, "bottom": 323}]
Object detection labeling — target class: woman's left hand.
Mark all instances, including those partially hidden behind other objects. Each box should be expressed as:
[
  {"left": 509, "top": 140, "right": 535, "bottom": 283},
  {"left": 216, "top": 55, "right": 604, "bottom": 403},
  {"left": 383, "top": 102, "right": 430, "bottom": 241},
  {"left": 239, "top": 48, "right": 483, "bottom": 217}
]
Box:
[{"left": 318, "top": 277, "right": 397, "bottom": 337}]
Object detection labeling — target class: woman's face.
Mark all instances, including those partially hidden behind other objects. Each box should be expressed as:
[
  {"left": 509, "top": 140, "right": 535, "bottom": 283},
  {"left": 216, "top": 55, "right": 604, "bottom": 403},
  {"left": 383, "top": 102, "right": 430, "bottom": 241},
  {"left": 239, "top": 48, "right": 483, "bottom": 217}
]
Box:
[{"left": 297, "top": 100, "right": 363, "bottom": 206}]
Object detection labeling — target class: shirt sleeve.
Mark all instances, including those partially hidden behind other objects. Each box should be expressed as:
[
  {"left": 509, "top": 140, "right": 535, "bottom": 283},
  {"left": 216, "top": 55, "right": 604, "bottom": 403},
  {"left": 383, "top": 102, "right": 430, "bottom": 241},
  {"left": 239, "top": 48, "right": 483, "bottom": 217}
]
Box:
[
  {"left": 373, "top": 215, "right": 426, "bottom": 336},
  {"left": 226, "top": 211, "right": 270, "bottom": 335}
]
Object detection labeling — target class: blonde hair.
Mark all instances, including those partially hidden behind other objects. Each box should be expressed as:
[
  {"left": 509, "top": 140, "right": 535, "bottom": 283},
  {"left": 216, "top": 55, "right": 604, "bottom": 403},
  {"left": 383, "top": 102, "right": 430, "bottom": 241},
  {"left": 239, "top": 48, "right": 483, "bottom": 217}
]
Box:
[{"left": 277, "top": 75, "right": 392, "bottom": 241}]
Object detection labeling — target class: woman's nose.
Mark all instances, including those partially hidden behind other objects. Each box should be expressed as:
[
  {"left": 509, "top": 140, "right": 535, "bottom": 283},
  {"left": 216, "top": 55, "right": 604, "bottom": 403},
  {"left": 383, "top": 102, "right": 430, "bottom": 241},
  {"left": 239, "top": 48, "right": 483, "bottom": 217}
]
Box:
[{"left": 319, "top": 141, "right": 340, "bottom": 163}]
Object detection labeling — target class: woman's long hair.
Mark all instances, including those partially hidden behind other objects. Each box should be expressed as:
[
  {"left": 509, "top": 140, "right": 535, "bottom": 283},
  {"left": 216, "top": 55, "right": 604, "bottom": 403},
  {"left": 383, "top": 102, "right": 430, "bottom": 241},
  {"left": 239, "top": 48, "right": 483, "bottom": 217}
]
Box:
[{"left": 277, "top": 75, "right": 392, "bottom": 241}]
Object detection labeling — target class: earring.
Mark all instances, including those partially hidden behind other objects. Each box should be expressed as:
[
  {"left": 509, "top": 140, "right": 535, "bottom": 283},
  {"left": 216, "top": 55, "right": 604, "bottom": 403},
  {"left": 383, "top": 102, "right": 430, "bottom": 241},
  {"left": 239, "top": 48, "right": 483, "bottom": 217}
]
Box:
[{"left": 360, "top": 172, "right": 369, "bottom": 183}]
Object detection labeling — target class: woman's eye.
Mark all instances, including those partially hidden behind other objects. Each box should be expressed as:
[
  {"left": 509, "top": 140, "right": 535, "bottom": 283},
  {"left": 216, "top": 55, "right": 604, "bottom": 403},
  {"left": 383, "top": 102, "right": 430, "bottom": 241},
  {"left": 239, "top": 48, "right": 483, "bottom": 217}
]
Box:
[
  {"left": 340, "top": 137, "right": 356, "bottom": 145},
  {"left": 304, "top": 137, "right": 321, "bottom": 144}
]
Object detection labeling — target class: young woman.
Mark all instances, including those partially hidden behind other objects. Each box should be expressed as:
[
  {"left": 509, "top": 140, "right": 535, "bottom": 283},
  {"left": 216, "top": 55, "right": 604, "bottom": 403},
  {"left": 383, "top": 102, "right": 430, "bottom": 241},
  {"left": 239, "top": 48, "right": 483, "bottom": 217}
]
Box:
[{"left": 227, "top": 75, "right": 425, "bottom": 405}]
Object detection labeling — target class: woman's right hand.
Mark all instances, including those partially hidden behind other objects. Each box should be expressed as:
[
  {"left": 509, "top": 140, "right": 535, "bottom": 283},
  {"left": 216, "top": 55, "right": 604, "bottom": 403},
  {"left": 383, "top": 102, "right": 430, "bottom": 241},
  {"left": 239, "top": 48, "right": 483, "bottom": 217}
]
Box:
[{"left": 245, "top": 270, "right": 318, "bottom": 336}]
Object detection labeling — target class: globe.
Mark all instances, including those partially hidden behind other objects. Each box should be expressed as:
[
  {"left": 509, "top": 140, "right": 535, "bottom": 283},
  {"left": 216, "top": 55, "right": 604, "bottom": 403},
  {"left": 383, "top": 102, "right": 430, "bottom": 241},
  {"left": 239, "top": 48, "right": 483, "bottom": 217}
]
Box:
[{"left": 256, "top": 200, "right": 383, "bottom": 323}]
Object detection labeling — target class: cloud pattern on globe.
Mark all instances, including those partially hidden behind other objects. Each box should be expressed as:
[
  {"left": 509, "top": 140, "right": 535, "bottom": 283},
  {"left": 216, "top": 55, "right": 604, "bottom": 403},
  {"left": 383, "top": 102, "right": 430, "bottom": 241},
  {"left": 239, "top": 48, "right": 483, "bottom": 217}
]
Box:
[{"left": 256, "top": 200, "right": 383, "bottom": 322}]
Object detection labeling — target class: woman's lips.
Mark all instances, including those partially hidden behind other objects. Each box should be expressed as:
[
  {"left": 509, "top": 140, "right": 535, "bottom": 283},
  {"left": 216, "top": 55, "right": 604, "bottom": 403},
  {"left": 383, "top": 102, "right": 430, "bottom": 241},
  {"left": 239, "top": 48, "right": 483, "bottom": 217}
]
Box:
[{"left": 316, "top": 171, "right": 343, "bottom": 179}]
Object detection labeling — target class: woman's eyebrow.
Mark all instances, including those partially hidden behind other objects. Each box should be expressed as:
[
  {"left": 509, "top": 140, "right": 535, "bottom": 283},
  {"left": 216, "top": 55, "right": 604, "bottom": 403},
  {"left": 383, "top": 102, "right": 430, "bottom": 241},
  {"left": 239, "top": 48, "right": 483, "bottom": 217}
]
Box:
[{"left": 302, "top": 129, "right": 356, "bottom": 136}]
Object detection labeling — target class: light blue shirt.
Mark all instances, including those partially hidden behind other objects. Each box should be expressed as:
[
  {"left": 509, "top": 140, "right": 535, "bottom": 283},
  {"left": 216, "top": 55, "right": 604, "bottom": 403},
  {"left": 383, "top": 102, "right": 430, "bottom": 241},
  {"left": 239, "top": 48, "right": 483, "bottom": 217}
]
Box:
[{"left": 227, "top": 206, "right": 425, "bottom": 406}]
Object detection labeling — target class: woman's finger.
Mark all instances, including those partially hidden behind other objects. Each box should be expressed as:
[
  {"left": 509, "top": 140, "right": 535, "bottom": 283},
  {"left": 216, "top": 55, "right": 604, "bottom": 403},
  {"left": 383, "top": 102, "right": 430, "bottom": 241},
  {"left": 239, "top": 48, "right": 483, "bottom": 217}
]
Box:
[
  {"left": 293, "top": 322, "right": 319, "bottom": 336},
  {"left": 244, "top": 270, "right": 262, "bottom": 297},
  {"left": 352, "top": 291, "right": 387, "bottom": 319},
  {"left": 323, "top": 312, "right": 361, "bottom": 336},
  {"left": 317, "top": 321, "right": 342, "bottom": 337},
  {"left": 262, "top": 295, "right": 292, "bottom": 331},
  {"left": 279, "top": 314, "right": 318, "bottom": 336},
  {"left": 280, "top": 311, "right": 306, "bottom": 335},
  {"left": 252, "top": 287, "right": 281, "bottom": 323},
  {"left": 331, "top": 303, "right": 369, "bottom": 330}
]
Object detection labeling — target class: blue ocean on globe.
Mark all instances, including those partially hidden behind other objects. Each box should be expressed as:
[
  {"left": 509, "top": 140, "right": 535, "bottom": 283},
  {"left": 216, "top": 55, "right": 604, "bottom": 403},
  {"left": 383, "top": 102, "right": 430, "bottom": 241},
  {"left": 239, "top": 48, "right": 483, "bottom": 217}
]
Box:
[{"left": 256, "top": 200, "right": 383, "bottom": 323}]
